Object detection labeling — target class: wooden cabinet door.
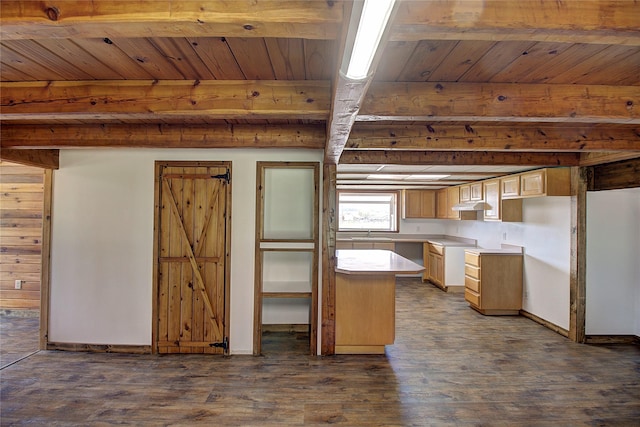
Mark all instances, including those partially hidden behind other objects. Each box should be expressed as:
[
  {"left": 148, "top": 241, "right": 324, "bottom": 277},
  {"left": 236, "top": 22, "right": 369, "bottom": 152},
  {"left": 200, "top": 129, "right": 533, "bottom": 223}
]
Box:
[
  {"left": 520, "top": 170, "right": 545, "bottom": 197},
  {"left": 428, "top": 253, "right": 443, "bottom": 286},
  {"left": 436, "top": 189, "right": 448, "bottom": 219},
  {"left": 403, "top": 190, "right": 436, "bottom": 218},
  {"left": 483, "top": 180, "right": 501, "bottom": 221},
  {"left": 501, "top": 176, "right": 520, "bottom": 198},
  {"left": 156, "top": 162, "right": 230, "bottom": 354},
  {"left": 447, "top": 186, "right": 460, "bottom": 219},
  {"left": 460, "top": 185, "right": 471, "bottom": 202},
  {"left": 403, "top": 190, "right": 422, "bottom": 218},
  {"left": 470, "top": 183, "right": 483, "bottom": 201}
]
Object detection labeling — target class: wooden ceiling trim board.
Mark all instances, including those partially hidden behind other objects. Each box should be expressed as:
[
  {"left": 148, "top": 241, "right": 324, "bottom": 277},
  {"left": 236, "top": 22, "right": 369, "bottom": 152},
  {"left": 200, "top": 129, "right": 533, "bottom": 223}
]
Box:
[
  {"left": 340, "top": 151, "right": 582, "bottom": 166},
  {"left": 0, "top": 124, "right": 326, "bottom": 149},
  {"left": 265, "top": 38, "right": 306, "bottom": 80},
  {"left": 458, "top": 40, "right": 538, "bottom": 83},
  {"left": 304, "top": 39, "right": 338, "bottom": 80},
  {"left": 487, "top": 42, "right": 574, "bottom": 84},
  {"left": 109, "top": 37, "right": 186, "bottom": 79},
  {"left": 186, "top": 37, "right": 245, "bottom": 80},
  {"left": 346, "top": 124, "right": 640, "bottom": 152},
  {"left": 1, "top": 40, "right": 93, "bottom": 80},
  {"left": 397, "top": 40, "right": 458, "bottom": 82},
  {"left": 34, "top": 39, "right": 124, "bottom": 79},
  {"left": 515, "top": 43, "right": 610, "bottom": 85},
  {"left": 148, "top": 38, "right": 217, "bottom": 80},
  {"left": 0, "top": 62, "right": 36, "bottom": 82},
  {"left": 0, "top": 0, "right": 343, "bottom": 40},
  {"left": 547, "top": 45, "right": 640, "bottom": 85},
  {"left": 427, "top": 40, "right": 496, "bottom": 82},
  {"left": 0, "top": 80, "right": 332, "bottom": 121},
  {"left": 225, "top": 38, "right": 276, "bottom": 80},
  {"left": 0, "top": 149, "right": 59, "bottom": 169},
  {"left": 573, "top": 49, "right": 640, "bottom": 86},
  {"left": 72, "top": 38, "right": 155, "bottom": 80},
  {"left": 358, "top": 82, "right": 640, "bottom": 124},
  {"left": 391, "top": 0, "right": 640, "bottom": 46},
  {"left": 374, "top": 41, "right": 418, "bottom": 82}
]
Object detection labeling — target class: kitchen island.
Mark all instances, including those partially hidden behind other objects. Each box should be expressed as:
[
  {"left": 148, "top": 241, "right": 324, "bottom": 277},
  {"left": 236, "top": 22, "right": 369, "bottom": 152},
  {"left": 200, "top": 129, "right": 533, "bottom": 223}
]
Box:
[{"left": 335, "top": 249, "right": 424, "bottom": 354}]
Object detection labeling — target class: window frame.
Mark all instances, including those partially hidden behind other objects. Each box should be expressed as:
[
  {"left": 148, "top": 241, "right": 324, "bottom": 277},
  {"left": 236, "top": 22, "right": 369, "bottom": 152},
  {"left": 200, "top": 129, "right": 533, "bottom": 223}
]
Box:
[{"left": 336, "top": 190, "right": 400, "bottom": 233}]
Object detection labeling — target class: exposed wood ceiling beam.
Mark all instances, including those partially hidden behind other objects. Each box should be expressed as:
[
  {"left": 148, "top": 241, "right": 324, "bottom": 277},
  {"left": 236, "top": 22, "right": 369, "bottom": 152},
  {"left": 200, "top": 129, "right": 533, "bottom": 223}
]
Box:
[
  {"left": 0, "top": 0, "right": 342, "bottom": 40},
  {"left": 580, "top": 151, "right": 640, "bottom": 167},
  {"left": 0, "top": 80, "right": 331, "bottom": 122},
  {"left": 324, "top": 1, "right": 398, "bottom": 165},
  {"left": 589, "top": 157, "right": 640, "bottom": 191},
  {"left": 0, "top": 124, "right": 326, "bottom": 149},
  {"left": 358, "top": 83, "right": 640, "bottom": 124},
  {"left": 0, "top": 148, "right": 59, "bottom": 169},
  {"left": 341, "top": 151, "right": 581, "bottom": 166},
  {"left": 5, "top": 81, "right": 635, "bottom": 126},
  {"left": 391, "top": 0, "right": 640, "bottom": 46},
  {"left": 347, "top": 124, "right": 640, "bottom": 152}
]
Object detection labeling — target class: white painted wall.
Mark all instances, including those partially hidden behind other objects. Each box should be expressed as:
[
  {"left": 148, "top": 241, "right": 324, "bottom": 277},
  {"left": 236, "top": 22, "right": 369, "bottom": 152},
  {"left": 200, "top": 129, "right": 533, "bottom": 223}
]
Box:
[
  {"left": 586, "top": 188, "right": 640, "bottom": 336},
  {"left": 443, "top": 197, "right": 572, "bottom": 329},
  {"left": 50, "top": 149, "right": 323, "bottom": 355}
]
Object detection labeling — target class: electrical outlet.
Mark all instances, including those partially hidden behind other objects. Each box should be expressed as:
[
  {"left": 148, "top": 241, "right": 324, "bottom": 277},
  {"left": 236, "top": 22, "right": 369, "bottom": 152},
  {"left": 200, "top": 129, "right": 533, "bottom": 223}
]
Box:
[
  {"left": 14, "top": 280, "right": 23, "bottom": 290},
  {"left": 502, "top": 232, "right": 507, "bottom": 241}
]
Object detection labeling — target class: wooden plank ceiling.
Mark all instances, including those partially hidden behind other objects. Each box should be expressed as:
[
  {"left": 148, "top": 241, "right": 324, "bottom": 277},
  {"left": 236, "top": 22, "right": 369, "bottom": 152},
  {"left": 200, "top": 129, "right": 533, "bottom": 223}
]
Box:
[{"left": 0, "top": 0, "right": 639, "bottom": 180}]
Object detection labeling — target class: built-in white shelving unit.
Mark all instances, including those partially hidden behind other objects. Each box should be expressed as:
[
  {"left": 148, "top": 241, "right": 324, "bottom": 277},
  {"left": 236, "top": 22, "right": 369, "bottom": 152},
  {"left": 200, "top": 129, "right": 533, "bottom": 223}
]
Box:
[{"left": 254, "top": 162, "right": 319, "bottom": 355}]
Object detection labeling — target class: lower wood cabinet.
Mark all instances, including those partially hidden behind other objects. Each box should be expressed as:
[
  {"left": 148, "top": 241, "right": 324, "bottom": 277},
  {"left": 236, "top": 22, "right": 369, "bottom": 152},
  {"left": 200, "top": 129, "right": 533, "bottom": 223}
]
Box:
[{"left": 464, "top": 251, "right": 523, "bottom": 315}]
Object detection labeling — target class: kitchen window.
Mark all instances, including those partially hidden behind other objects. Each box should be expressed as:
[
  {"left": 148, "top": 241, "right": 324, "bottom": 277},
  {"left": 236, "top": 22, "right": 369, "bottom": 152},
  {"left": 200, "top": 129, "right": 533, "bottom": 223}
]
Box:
[{"left": 337, "top": 191, "right": 398, "bottom": 232}]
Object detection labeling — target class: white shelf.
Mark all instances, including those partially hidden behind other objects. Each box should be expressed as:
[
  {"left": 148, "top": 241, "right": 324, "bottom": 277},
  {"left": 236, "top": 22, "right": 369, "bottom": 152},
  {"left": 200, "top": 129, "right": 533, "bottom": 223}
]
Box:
[{"left": 262, "top": 280, "right": 312, "bottom": 295}]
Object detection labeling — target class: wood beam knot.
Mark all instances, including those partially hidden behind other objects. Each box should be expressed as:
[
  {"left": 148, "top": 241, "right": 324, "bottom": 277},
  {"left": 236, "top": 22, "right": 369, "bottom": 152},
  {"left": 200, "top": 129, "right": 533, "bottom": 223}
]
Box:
[{"left": 45, "top": 7, "right": 60, "bottom": 21}]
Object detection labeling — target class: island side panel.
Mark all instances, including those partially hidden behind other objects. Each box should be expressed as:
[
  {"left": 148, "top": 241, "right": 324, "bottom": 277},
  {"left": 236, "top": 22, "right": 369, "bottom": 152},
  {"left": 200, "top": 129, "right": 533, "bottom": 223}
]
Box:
[{"left": 335, "top": 273, "right": 395, "bottom": 354}]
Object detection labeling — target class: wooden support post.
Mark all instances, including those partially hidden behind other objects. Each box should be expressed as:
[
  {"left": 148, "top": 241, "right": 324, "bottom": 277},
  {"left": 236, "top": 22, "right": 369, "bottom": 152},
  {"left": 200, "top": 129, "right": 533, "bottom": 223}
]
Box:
[
  {"left": 40, "top": 169, "right": 53, "bottom": 350},
  {"left": 321, "top": 164, "right": 337, "bottom": 355},
  {"left": 569, "top": 167, "right": 589, "bottom": 343}
]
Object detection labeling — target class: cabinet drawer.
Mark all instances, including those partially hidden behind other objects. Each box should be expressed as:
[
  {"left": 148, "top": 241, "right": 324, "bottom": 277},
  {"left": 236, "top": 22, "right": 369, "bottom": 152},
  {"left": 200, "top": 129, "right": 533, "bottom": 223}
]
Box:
[
  {"left": 464, "top": 252, "right": 480, "bottom": 266},
  {"left": 465, "top": 276, "right": 480, "bottom": 292},
  {"left": 465, "top": 289, "right": 480, "bottom": 307},
  {"left": 464, "top": 264, "right": 480, "bottom": 279},
  {"left": 428, "top": 243, "right": 444, "bottom": 255}
]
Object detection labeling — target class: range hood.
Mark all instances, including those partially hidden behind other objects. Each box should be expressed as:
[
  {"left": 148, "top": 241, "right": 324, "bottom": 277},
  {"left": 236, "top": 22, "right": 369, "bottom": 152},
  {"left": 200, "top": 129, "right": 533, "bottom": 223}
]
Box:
[{"left": 452, "top": 201, "right": 487, "bottom": 211}]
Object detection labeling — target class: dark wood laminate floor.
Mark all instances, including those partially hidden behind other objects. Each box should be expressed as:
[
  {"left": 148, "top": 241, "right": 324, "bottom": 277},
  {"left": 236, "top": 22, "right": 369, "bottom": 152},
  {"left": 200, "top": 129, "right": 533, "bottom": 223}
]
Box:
[
  {"left": 1, "top": 278, "right": 639, "bottom": 426},
  {"left": 0, "top": 315, "right": 39, "bottom": 369}
]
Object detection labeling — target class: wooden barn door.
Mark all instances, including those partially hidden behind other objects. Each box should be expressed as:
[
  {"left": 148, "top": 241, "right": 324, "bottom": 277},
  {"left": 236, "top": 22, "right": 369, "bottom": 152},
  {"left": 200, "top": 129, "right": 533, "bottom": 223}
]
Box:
[{"left": 154, "top": 161, "right": 231, "bottom": 354}]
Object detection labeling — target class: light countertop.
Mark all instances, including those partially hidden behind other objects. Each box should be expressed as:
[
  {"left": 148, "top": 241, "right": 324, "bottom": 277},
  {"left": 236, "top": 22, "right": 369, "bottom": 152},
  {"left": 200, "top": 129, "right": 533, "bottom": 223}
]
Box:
[
  {"left": 465, "top": 245, "right": 523, "bottom": 255},
  {"left": 425, "top": 239, "right": 476, "bottom": 247},
  {"left": 335, "top": 250, "right": 425, "bottom": 275}
]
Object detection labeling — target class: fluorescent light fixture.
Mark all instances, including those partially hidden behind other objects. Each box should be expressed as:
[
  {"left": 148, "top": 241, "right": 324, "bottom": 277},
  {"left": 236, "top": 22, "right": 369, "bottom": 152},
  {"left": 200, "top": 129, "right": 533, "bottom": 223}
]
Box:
[
  {"left": 345, "top": 0, "right": 396, "bottom": 80},
  {"left": 367, "top": 174, "right": 405, "bottom": 180},
  {"left": 406, "top": 174, "right": 451, "bottom": 180}
]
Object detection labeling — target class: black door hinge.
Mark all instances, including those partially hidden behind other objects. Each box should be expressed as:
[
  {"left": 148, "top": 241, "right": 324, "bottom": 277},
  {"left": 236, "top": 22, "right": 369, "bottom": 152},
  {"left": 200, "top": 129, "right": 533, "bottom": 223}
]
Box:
[
  {"left": 210, "top": 336, "right": 228, "bottom": 351},
  {"left": 211, "top": 170, "right": 230, "bottom": 184}
]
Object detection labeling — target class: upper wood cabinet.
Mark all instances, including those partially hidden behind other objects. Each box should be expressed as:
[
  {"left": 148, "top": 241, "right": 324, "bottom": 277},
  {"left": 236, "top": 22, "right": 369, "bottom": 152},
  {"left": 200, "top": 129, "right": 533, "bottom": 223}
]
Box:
[
  {"left": 501, "top": 176, "right": 521, "bottom": 199},
  {"left": 520, "top": 168, "right": 570, "bottom": 197},
  {"left": 402, "top": 190, "right": 436, "bottom": 219},
  {"left": 436, "top": 189, "right": 448, "bottom": 219},
  {"left": 460, "top": 184, "right": 471, "bottom": 202},
  {"left": 446, "top": 186, "right": 461, "bottom": 219},
  {"left": 483, "top": 179, "right": 522, "bottom": 222},
  {"left": 470, "top": 182, "right": 483, "bottom": 201},
  {"left": 502, "top": 168, "right": 570, "bottom": 199}
]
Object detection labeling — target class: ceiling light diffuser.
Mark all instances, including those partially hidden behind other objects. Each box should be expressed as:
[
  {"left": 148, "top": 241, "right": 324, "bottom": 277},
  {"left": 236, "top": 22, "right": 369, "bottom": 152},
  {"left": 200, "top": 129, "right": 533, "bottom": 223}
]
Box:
[
  {"left": 345, "top": 0, "right": 396, "bottom": 80},
  {"left": 406, "top": 175, "right": 451, "bottom": 180}
]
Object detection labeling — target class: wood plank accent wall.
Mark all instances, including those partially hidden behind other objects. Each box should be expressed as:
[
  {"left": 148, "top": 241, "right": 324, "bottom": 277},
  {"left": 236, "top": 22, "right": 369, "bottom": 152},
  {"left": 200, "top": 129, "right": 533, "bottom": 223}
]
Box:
[{"left": 0, "top": 161, "right": 44, "bottom": 310}]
